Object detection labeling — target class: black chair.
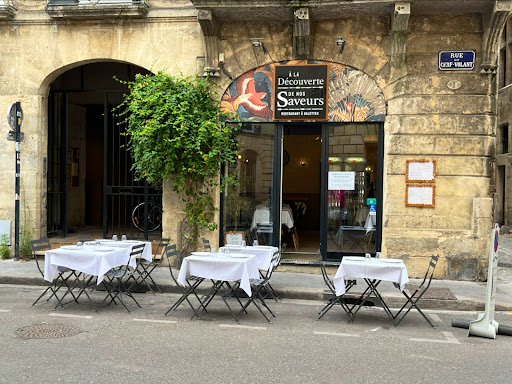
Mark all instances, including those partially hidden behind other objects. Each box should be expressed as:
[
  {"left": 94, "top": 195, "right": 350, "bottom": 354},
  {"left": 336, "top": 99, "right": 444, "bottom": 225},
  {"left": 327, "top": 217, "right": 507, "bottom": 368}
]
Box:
[
  {"left": 317, "top": 252, "right": 355, "bottom": 321},
  {"left": 135, "top": 238, "right": 169, "bottom": 294},
  {"left": 163, "top": 244, "right": 208, "bottom": 318},
  {"left": 77, "top": 235, "right": 92, "bottom": 242},
  {"left": 31, "top": 238, "right": 81, "bottom": 310},
  {"left": 231, "top": 250, "right": 281, "bottom": 323},
  {"left": 256, "top": 223, "right": 273, "bottom": 245},
  {"left": 393, "top": 255, "right": 439, "bottom": 328},
  {"left": 99, "top": 243, "right": 145, "bottom": 312},
  {"left": 202, "top": 238, "right": 211, "bottom": 251}
]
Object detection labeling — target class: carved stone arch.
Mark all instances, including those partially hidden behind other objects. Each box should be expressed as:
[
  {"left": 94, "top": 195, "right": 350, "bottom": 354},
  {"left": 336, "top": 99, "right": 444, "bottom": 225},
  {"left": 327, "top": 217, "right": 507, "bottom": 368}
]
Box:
[{"left": 220, "top": 60, "right": 386, "bottom": 122}]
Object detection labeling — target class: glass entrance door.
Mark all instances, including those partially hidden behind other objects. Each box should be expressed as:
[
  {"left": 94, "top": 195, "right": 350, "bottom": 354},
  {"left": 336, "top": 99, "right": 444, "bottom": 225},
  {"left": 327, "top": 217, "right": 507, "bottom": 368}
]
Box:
[{"left": 322, "top": 123, "right": 382, "bottom": 260}]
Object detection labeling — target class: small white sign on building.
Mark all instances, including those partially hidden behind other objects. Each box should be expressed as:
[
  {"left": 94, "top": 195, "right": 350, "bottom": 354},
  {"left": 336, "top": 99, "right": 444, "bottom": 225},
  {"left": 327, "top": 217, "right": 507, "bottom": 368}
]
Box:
[
  {"left": 328, "top": 171, "right": 355, "bottom": 190},
  {"left": 0, "top": 220, "right": 11, "bottom": 246}
]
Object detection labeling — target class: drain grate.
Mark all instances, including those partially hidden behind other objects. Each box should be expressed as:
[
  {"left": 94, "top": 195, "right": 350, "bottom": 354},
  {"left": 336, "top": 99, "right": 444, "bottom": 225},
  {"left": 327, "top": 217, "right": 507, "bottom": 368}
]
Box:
[{"left": 15, "top": 323, "right": 84, "bottom": 340}]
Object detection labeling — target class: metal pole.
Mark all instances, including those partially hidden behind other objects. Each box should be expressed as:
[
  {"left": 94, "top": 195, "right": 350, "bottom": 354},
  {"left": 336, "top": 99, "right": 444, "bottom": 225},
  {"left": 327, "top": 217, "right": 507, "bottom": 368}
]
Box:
[{"left": 14, "top": 101, "right": 21, "bottom": 260}]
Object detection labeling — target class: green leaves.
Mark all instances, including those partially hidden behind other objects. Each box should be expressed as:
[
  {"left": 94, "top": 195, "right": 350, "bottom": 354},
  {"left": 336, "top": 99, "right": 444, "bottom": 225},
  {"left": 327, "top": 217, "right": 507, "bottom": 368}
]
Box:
[{"left": 116, "top": 71, "right": 240, "bottom": 241}]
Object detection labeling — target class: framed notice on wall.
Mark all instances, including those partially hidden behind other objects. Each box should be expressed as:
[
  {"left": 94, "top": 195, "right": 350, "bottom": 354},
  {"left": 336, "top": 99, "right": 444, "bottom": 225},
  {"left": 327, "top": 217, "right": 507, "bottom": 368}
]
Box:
[
  {"left": 406, "top": 159, "right": 436, "bottom": 183},
  {"left": 224, "top": 231, "right": 244, "bottom": 246},
  {"left": 405, "top": 184, "right": 435, "bottom": 208}
]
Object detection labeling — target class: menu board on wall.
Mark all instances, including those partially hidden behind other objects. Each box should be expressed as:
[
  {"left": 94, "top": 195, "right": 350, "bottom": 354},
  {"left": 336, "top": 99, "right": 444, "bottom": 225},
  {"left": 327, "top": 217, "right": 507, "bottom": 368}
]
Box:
[
  {"left": 274, "top": 64, "right": 328, "bottom": 120},
  {"left": 405, "top": 184, "right": 435, "bottom": 207},
  {"left": 406, "top": 159, "right": 436, "bottom": 183},
  {"left": 328, "top": 171, "right": 355, "bottom": 190}
]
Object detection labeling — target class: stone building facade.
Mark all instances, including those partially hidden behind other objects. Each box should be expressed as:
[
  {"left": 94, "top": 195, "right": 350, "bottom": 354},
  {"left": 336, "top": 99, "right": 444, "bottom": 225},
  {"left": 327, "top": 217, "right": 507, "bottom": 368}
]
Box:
[{"left": 0, "top": 0, "right": 510, "bottom": 281}]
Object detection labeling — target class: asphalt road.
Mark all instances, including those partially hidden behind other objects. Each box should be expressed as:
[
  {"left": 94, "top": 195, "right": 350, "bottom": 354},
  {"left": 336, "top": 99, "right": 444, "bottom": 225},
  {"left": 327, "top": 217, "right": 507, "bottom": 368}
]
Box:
[{"left": 1, "top": 284, "right": 511, "bottom": 384}]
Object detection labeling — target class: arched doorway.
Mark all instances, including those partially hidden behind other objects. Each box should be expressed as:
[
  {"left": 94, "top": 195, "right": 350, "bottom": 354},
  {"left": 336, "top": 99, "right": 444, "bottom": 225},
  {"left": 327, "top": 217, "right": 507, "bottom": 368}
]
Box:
[
  {"left": 220, "top": 60, "right": 386, "bottom": 262},
  {"left": 47, "top": 61, "right": 161, "bottom": 240}
]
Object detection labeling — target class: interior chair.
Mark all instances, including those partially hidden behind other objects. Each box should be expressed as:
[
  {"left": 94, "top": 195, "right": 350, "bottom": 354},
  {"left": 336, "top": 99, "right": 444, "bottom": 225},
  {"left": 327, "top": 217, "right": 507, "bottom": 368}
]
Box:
[
  {"left": 231, "top": 250, "right": 281, "bottom": 323},
  {"left": 163, "top": 244, "right": 208, "bottom": 318},
  {"left": 256, "top": 223, "right": 273, "bottom": 245},
  {"left": 99, "top": 243, "right": 145, "bottom": 313},
  {"left": 31, "top": 238, "right": 82, "bottom": 310},
  {"left": 202, "top": 238, "right": 211, "bottom": 251},
  {"left": 317, "top": 251, "right": 355, "bottom": 321},
  {"left": 292, "top": 227, "right": 300, "bottom": 250},
  {"left": 135, "top": 238, "right": 169, "bottom": 294},
  {"left": 77, "top": 234, "right": 92, "bottom": 243},
  {"left": 393, "top": 255, "right": 439, "bottom": 328}
]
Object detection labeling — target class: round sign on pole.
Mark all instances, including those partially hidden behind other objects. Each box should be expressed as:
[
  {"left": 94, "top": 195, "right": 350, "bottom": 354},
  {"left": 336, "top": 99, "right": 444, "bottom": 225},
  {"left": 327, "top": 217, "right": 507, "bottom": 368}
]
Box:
[{"left": 7, "top": 102, "right": 23, "bottom": 130}]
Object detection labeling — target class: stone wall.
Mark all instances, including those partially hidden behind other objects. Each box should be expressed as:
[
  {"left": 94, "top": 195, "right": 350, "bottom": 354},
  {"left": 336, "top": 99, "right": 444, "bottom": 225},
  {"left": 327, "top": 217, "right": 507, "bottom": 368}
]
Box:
[
  {"left": 0, "top": 2, "right": 497, "bottom": 280},
  {"left": 0, "top": 0, "right": 202, "bottom": 244}
]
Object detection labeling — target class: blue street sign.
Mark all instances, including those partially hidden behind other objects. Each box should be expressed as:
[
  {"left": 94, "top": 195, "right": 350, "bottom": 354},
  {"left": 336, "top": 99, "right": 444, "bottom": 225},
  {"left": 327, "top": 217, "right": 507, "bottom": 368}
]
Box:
[
  {"left": 438, "top": 51, "right": 475, "bottom": 71},
  {"left": 369, "top": 205, "right": 376, "bottom": 216}
]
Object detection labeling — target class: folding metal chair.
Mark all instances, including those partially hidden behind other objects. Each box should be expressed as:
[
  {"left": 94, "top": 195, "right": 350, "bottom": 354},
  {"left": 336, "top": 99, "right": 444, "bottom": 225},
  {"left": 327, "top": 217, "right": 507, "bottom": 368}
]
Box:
[
  {"left": 163, "top": 244, "right": 208, "bottom": 318},
  {"left": 135, "top": 238, "right": 169, "bottom": 294},
  {"left": 99, "top": 243, "right": 145, "bottom": 312},
  {"left": 31, "top": 238, "right": 82, "bottom": 310},
  {"left": 256, "top": 223, "right": 273, "bottom": 245},
  {"left": 393, "top": 255, "right": 438, "bottom": 328},
  {"left": 317, "top": 252, "right": 355, "bottom": 321},
  {"left": 231, "top": 250, "right": 281, "bottom": 323}
]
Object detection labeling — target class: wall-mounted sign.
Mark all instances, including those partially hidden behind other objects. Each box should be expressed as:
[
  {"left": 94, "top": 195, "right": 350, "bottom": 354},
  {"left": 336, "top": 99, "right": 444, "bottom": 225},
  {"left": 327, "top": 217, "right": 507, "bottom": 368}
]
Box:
[
  {"left": 274, "top": 64, "right": 328, "bottom": 120},
  {"left": 406, "top": 159, "right": 436, "bottom": 183},
  {"left": 438, "top": 51, "right": 475, "bottom": 71},
  {"left": 328, "top": 171, "right": 355, "bottom": 190},
  {"left": 405, "top": 184, "right": 435, "bottom": 208}
]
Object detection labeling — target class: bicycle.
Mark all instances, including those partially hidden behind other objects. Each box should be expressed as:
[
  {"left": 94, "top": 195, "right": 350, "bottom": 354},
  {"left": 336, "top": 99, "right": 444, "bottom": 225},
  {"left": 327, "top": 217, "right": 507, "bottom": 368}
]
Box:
[{"left": 131, "top": 199, "right": 162, "bottom": 232}]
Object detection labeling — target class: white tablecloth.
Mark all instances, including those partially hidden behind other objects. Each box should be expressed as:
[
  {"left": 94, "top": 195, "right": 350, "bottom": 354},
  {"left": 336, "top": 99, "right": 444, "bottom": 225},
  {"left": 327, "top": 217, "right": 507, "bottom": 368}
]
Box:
[
  {"left": 177, "top": 254, "right": 260, "bottom": 296},
  {"left": 44, "top": 241, "right": 153, "bottom": 284},
  {"left": 220, "top": 245, "right": 278, "bottom": 271},
  {"left": 333, "top": 256, "right": 409, "bottom": 296},
  {"left": 251, "top": 207, "right": 294, "bottom": 230},
  {"left": 95, "top": 239, "right": 153, "bottom": 262}
]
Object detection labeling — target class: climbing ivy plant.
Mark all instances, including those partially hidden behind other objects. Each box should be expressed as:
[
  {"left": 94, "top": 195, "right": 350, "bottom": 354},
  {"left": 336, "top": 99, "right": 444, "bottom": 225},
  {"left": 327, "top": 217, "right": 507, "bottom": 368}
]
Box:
[{"left": 116, "top": 71, "right": 239, "bottom": 250}]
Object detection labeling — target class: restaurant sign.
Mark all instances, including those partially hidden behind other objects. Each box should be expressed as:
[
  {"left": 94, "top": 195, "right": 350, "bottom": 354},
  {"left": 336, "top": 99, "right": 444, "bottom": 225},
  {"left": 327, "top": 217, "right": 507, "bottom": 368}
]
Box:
[
  {"left": 274, "top": 64, "right": 328, "bottom": 120},
  {"left": 438, "top": 51, "right": 475, "bottom": 71}
]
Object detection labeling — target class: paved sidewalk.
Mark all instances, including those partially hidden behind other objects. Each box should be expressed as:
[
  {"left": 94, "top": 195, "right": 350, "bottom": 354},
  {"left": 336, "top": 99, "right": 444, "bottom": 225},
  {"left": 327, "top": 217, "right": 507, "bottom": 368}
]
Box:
[{"left": 1, "top": 234, "right": 511, "bottom": 312}]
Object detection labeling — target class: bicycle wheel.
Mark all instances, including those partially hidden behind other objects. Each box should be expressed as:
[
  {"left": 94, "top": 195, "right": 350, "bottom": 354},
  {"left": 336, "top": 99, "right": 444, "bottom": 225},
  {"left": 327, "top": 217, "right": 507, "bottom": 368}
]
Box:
[{"left": 132, "top": 201, "right": 162, "bottom": 232}]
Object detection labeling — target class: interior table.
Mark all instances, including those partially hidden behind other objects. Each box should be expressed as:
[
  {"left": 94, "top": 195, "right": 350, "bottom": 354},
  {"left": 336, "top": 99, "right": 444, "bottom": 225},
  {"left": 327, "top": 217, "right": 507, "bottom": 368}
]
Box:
[
  {"left": 333, "top": 256, "right": 409, "bottom": 325},
  {"left": 251, "top": 206, "right": 294, "bottom": 230}
]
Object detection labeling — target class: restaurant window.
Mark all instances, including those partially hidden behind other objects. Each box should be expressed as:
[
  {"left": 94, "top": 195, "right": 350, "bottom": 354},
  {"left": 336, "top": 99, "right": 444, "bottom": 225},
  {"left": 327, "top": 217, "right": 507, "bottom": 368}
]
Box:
[
  {"left": 222, "top": 123, "right": 276, "bottom": 245},
  {"left": 327, "top": 124, "right": 379, "bottom": 255}
]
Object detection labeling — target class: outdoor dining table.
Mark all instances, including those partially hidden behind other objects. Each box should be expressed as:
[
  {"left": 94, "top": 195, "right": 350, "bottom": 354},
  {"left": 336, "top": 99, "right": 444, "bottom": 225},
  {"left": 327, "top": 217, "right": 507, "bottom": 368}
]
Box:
[
  {"left": 333, "top": 256, "right": 409, "bottom": 325},
  {"left": 44, "top": 240, "right": 153, "bottom": 285},
  {"left": 220, "top": 245, "right": 279, "bottom": 271},
  {"left": 177, "top": 251, "right": 261, "bottom": 320}
]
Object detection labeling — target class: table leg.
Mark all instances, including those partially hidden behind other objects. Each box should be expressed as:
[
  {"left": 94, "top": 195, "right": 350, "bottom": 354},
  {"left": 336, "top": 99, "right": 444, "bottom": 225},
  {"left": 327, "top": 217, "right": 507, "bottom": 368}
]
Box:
[{"left": 348, "top": 279, "right": 396, "bottom": 326}]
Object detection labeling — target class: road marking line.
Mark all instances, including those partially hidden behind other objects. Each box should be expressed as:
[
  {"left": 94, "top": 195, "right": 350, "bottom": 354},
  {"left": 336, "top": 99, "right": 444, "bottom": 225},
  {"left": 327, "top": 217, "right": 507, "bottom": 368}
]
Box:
[
  {"left": 314, "top": 331, "right": 360, "bottom": 337},
  {"left": 429, "top": 314, "right": 442, "bottom": 323},
  {"left": 48, "top": 313, "right": 93, "bottom": 319},
  {"left": 410, "top": 331, "right": 460, "bottom": 344},
  {"left": 219, "top": 324, "right": 267, "bottom": 330},
  {"left": 0, "top": 309, "right": 12, "bottom": 313},
  {"left": 133, "top": 319, "right": 177, "bottom": 324},
  {"left": 506, "top": 312, "right": 512, "bottom": 315}
]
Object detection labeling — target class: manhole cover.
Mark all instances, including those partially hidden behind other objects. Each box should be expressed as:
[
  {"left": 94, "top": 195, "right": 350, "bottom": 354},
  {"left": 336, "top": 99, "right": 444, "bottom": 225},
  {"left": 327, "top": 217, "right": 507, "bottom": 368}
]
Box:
[{"left": 15, "top": 323, "right": 84, "bottom": 340}]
